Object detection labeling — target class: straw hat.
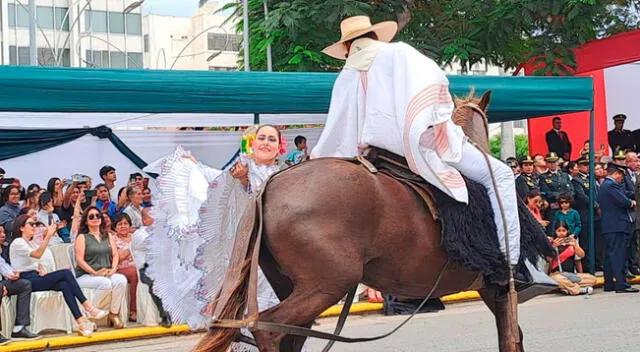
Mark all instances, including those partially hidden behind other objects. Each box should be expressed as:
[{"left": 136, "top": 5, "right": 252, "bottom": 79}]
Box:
[{"left": 322, "top": 16, "right": 398, "bottom": 60}]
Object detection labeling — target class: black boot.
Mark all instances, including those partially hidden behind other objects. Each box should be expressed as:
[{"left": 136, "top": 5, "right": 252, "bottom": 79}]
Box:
[{"left": 512, "top": 259, "right": 558, "bottom": 304}]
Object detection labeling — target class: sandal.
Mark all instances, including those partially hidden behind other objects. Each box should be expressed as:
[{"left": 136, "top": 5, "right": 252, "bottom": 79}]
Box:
[
  {"left": 76, "top": 321, "right": 94, "bottom": 337},
  {"left": 86, "top": 307, "right": 108, "bottom": 320}
]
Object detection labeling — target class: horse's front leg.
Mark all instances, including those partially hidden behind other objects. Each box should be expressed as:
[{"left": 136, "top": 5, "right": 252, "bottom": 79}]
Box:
[{"left": 478, "top": 286, "right": 525, "bottom": 352}]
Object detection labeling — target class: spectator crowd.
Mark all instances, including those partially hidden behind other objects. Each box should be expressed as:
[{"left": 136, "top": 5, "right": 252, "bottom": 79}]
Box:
[
  {"left": 513, "top": 113, "right": 640, "bottom": 296},
  {"left": 0, "top": 165, "right": 170, "bottom": 345}
]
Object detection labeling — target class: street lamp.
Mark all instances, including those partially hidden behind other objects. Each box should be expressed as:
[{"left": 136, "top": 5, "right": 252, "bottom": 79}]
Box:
[
  {"left": 156, "top": 48, "right": 167, "bottom": 69},
  {"left": 169, "top": 25, "right": 229, "bottom": 70},
  {"left": 14, "top": 0, "right": 57, "bottom": 63},
  {"left": 124, "top": 0, "right": 145, "bottom": 14},
  {"left": 55, "top": 0, "right": 94, "bottom": 66}
]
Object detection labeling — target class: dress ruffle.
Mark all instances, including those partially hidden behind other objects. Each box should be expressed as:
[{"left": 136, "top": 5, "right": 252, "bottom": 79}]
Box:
[{"left": 144, "top": 146, "right": 284, "bottom": 352}]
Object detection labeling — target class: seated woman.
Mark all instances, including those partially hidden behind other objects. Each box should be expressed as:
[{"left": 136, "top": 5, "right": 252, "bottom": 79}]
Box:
[
  {"left": 548, "top": 221, "right": 596, "bottom": 296},
  {"left": 9, "top": 214, "right": 108, "bottom": 337},
  {"left": 525, "top": 190, "right": 550, "bottom": 229},
  {"left": 112, "top": 213, "right": 139, "bottom": 322},
  {"left": 74, "top": 206, "right": 127, "bottom": 329}
]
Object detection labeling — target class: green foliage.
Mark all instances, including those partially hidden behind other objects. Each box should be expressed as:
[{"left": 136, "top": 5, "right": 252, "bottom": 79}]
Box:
[
  {"left": 222, "top": 0, "right": 640, "bottom": 75},
  {"left": 489, "top": 134, "right": 530, "bottom": 159}
]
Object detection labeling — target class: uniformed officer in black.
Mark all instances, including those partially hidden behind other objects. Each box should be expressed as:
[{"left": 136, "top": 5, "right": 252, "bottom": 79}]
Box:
[
  {"left": 608, "top": 114, "right": 635, "bottom": 153},
  {"left": 516, "top": 155, "right": 539, "bottom": 200},
  {"left": 613, "top": 150, "right": 636, "bottom": 200},
  {"left": 572, "top": 155, "right": 600, "bottom": 272},
  {"left": 540, "top": 152, "right": 574, "bottom": 217},
  {"left": 599, "top": 163, "right": 639, "bottom": 293}
]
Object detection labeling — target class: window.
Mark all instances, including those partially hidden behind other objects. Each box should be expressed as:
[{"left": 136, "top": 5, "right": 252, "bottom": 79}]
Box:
[
  {"left": 143, "top": 35, "right": 150, "bottom": 53},
  {"left": 86, "top": 10, "right": 108, "bottom": 33},
  {"left": 9, "top": 46, "right": 32, "bottom": 66},
  {"left": 207, "top": 33, "right": 229, "bottom": 51},
  {"left": 110, "top": 52, "right": 126, "bottom": 68},
  {"left": 85, "top": 50, "right": 109, "bottom": 67},
  {"left": 127, "top": 52, "right": 143, "bottom": 69},
  {"left": 8, "top": 4, "right": 30, "bottom": 28},
  {"left": 125, "top": 13, "right": 141, "bottom": 35},
  {"left": 38, "top": 48, "right": 70, "bottom": 66},
  {"left": 55, "top": 8, "right": 70, "bottom": 31},
  {"left": 228, "top": 35, "right": 241, "bottom": 51},
  {"left": 108, "top": 12, "right": 125, "bottom": 34},
  {"left": 36, "top": 7, "right": 54, "bottom": 29}
]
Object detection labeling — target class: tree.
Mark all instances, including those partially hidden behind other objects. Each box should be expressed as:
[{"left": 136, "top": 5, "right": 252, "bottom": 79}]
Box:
[
  {"left": 490, "top": 134, "right": 530, "bottom": 159},
  {"left": 221, "top": 0, "right": 640, "bottom": 74}
]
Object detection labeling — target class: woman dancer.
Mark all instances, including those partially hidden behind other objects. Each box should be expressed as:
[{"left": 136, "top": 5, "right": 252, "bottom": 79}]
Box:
[{"left": 145, "top": 125, "right": 287, "bottom": 347}]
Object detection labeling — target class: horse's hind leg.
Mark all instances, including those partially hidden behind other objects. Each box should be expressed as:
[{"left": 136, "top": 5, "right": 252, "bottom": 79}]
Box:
[
  {"left": 478, "top": 286, "right": 525, "bottom": 352},
  {"left": 252, "top": 284, "right": 352, "bottom": 352}
]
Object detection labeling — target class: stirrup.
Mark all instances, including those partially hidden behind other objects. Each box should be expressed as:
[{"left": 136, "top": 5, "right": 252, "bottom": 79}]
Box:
[{"left": 499, "top": 259, "right": 558, "bottom": 304}]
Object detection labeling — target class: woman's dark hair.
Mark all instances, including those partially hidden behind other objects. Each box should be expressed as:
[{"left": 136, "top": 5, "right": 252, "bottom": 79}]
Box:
[
  {"left": 117, "top": 187, "right": 127, "bottom": 203},
  {"left": 18, "top": 207, "right": 33, "bottom": 216},
  {"left": 112, "top": 213, "right": 132, "bottom": 231},
  {"left": 554, "top": 220, "right": 569, "bottom": 231},
  {"left": 27, "top": 184, "right": 40, "bottom": 193},
  {"left": 39, "top": 192, "right": 53, "bottom": 209},
  {"left": 25, "top": 190, "right": 38, "bottom": 202},
  {"left": 79, "top": 206, "right": 108, "bottom": 240},
  {"left": 11, "top": 214, "right": 32, "bottom": 241},
  {"left": 557, "top": 192, "right": 574, "bottom": 205},
  {"left": 47, "top": 178, "right": 60, "bottom": 194},
  {"left": 3, "top": 185, "right": 20, "bottom": 203},
  {"left": 526, "top": 190, "right": 540, "bottom": 200}
]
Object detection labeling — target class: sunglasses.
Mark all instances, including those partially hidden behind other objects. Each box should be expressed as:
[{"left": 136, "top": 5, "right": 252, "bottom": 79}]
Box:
[
  {"left": 87, "top": 213, "right": 102, "bottom": 220},
  {"left": 559, "top": 200, "right": 570, "bottom": 204}
]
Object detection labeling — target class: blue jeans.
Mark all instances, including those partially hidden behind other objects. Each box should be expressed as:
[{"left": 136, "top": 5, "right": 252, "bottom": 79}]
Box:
[{"left": 20, "top": 269, "right": 87, "bottom": 319}]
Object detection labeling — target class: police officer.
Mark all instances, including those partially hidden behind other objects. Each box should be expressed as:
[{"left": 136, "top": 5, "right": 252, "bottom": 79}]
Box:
[
  {"left": 613, "top": 150, "right": 636, "bottom": 200},
  {"left": 572, "top": 155, "right": 600, "bottom": 272},
  {"left": 540, "top": 152, "right": 574, "bottom": 212},
  {"left": 608, "top": 114, "right": 635, "bottom": 153},
  {"left": 516, "top": 155, "right": 539, "bottom": 199},
  {"left": 599, "top": 163, "right": 639, "bottom": 293}
]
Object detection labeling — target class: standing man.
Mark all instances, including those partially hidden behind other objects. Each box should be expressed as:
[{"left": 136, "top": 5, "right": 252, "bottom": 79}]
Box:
[
  {"left": 608, "top": 114, "right": 635, "bottom": 153},
  {"left": 540, "top": 152, "right": 574, "bottom": 219},
  {"left": 533, "top": 154, "right": 547, "bottom": 176},
  {"left": 516, "top": 156, "right": 540, "bottom": 200},
  {"left": 625, "top": 152, "right": 640, "bottom": 276},
  {"left": 545, "top": 117, "right": 572, "bottom": 160},
  {"left": 613, "top": 150, "right": 636, "bottom": 200},
  {"left": 99, "top": 165, "right": 118, "bottom": 202},
  {"left": 572, "top": 156, "right": 599, "bottom": 272},
  {"left": 599, "top": 163, "right": 638, "bottom": 293}
]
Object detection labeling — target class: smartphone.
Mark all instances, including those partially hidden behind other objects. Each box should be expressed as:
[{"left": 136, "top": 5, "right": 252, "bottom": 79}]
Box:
[
  {"left": 563, "top": 238, "right": 571, "bottom": 243},
  {"left": 129, "top": 173, "right": 137, "bottom": 183},
  {"left": 0, "top": 178, "right": 15, "bottom": 185},
  {"left": 84, "top": 190, "right": 96, "bottom": 198},
  {"left": 64, "top": 178, "right": 73, "bottom": 186},
  {"left": 72, "top": 174, "right": 87, "bottom": 183},
  {"left": 143, "top": 177, "right": 149, "bottom": 189}
]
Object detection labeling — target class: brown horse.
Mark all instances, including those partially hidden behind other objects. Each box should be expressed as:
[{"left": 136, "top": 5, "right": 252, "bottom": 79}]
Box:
[{"left": 196, "top": 91, "right": 535, "bottom": 352}]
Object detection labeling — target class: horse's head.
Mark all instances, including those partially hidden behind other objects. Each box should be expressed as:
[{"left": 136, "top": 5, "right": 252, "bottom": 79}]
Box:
[{"left": 453, "top": 90, "right": 492, "bottom": 154}]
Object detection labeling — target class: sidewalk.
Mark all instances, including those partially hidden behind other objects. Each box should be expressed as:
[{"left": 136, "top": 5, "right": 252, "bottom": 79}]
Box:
[{"left": 2, "top": 275, "right": 636, "bottom": 351}]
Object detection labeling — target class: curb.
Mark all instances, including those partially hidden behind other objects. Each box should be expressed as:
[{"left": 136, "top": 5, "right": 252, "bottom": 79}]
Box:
[{"left": 3, "top": 275, "right": 637, "bottom": 351}]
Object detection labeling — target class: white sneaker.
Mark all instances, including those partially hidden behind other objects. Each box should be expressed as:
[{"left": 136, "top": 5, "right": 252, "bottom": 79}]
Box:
[{"left": 579, "top": 287, "right": 593, "bottom": 295}]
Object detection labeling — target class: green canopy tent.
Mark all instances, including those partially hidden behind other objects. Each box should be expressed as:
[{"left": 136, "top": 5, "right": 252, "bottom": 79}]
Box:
[{"left": 0, "top": 66, "right": 597, "bottom": 271}]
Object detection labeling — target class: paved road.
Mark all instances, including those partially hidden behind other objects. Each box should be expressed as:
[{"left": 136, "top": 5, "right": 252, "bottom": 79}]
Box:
[{"left": 62, "top": 287, "right": 640, "bottom": 352}]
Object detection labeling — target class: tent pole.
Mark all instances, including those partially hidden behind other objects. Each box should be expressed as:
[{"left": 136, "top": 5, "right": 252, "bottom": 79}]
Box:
[
  {"left": 588, "top": 109, "right": 596, "bottom": 274},
  {"left": 254, "top": 113, "right": 260, "bottom": 124}
]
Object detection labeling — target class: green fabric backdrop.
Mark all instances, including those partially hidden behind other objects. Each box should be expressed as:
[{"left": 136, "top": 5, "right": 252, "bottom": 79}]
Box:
[{"left": 0, "top": 66, "right": 594, "bottom": 122}]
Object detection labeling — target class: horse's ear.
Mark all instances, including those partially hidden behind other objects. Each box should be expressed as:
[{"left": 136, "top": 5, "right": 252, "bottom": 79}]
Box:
[{"left": 479, "top": 90, "right": 492, "bottom": 111}]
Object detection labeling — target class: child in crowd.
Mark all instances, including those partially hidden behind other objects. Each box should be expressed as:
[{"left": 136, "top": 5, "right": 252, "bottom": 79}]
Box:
[
  {"left": 285, "top": 135, "right": 308, "bottom": 166},
  {"left": 548, "top": 221, "right": 596, "bottom": 295},
  {"left": 552, "top": 193, "right": 584, "bottom": 272}
]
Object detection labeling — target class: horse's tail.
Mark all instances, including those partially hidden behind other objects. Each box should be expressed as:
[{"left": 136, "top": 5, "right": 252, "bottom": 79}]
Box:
[{"left": 194, "top": 196, "right": 262, "bottom": 352}]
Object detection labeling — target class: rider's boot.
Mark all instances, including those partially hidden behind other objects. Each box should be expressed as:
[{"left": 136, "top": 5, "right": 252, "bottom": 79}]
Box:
[{"left": 508, "top": 259, "right": 557, "bottom": 304}]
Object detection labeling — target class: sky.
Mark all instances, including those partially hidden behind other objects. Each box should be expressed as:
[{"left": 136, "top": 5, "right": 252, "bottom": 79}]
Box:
[{"left": 143, "top": 0, "right": 232, "bottom": 17}]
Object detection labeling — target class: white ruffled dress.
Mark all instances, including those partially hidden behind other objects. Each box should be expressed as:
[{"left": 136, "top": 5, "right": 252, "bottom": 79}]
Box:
[{"left": 144, "top": 146, "right": 281, "bottom": 351}]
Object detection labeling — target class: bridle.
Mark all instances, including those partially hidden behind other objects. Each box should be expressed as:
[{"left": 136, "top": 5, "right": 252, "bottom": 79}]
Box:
[{"left": 453, "top": 101, "right": 489, "bottom": 141}]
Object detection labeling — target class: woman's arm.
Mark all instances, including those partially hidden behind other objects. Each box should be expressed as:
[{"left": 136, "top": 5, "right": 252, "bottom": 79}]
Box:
[
  {"left": 29, "top": 224, "right": 56, "bottom": 259},
  {"left": 108, "top": 234, "right": 120, "bottom": 274},
  {"left": 69, "top": 197, "right": 83, "bottom": 241},
  {"left": 74, "top": 234, "right": 99, "bottom": 276}
]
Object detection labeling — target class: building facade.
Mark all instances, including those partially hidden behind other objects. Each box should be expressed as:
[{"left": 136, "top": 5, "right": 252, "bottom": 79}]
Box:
[
  {"left": 143, "top": 1, "right": 239, "bottom": 71},
  {"left": 1, "top": 0, "right": 144, "bottom": 68}
]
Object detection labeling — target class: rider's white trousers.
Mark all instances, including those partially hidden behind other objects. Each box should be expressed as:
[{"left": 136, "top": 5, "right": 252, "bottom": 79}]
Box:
[{"left": 448, "top": 140, "right": 521, "bottom": 265}]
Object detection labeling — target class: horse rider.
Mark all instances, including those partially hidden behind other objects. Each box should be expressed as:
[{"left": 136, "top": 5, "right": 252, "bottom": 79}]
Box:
[
  {"left": 515, "top": 155, "right": 540, "bottom": 200},
  {"left": 311, "top": 16, "right": 553, "bottom": 289},
  {"left": 540, "top": 152, "right": 574, "bottom": 218},
  {"left": 608, "top": 114, "right": 635, "bottom": 153}
]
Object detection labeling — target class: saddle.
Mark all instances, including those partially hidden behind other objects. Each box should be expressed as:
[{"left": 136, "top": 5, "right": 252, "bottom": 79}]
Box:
[{"left": 358, "top": 147, "right": 440, "bottom": 221}]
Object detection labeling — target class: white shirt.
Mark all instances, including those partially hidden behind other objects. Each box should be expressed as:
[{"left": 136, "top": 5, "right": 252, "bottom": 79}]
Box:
[
  {"left": 109, "top": 186, "right": 119, "bottom": 203},
  {"left": 124, "top": 205, "right": 143, "bottom": 228},
  {"left": 9, "top": 238, "right": 55, "bottom": 273}
]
